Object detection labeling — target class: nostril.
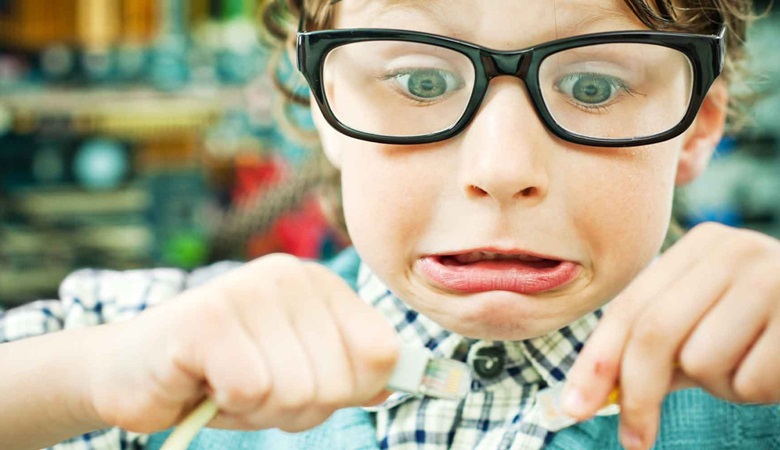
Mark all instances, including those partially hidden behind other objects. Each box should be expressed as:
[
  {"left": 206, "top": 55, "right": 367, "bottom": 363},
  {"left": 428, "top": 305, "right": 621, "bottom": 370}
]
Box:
[
  {"left": 517, "top": 186, "right": 538, "bottom": 198},
  {"left": 467, "top": 184, "right": 489, "bottom": 197}
]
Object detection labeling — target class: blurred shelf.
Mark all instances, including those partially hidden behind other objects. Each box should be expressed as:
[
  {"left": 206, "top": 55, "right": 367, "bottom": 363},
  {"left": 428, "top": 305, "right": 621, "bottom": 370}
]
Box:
[
  {"left": 0, "top": 85, "right": 248, "bottom": 139},
  {"left": 0, "top": 266, "right": 74, "bottom": 305},
  {"left": 7, "top": 186, "right": 151, "bottom": 220}
]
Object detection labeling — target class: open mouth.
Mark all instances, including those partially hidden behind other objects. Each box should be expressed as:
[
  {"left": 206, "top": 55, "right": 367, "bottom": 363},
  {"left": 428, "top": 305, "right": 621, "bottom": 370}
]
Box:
[
  {"left": 418, "top": 249, "right": 579, "bottom": 295},
  {"left": 439, "top": 251, "right": 562, "bottom": 269}
]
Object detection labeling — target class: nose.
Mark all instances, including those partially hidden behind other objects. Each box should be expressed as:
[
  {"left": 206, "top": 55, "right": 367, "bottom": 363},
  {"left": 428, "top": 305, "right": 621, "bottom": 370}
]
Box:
[{"left": 457, "top": 76, "right": 551, "bottom": 207}]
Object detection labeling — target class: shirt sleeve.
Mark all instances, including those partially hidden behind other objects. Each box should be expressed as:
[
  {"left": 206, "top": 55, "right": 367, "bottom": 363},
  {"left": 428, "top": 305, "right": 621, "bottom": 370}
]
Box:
[
  {"left": 1, "top": 267, "right": 189, "bottom": 344},
  {"left": 0, "top": 261, "right": 241, "bottom": 450}
]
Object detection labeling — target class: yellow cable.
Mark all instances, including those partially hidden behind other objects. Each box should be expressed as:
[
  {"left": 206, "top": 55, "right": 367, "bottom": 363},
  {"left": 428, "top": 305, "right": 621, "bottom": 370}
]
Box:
[{"left": 159, "top": 399, "right": 218, "bottom": 450}]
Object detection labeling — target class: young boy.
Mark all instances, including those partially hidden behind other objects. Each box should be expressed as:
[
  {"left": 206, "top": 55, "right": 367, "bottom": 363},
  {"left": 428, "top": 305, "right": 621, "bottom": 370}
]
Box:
[{"left": 2, "top": 0, "right": 779, "bottom": 449}]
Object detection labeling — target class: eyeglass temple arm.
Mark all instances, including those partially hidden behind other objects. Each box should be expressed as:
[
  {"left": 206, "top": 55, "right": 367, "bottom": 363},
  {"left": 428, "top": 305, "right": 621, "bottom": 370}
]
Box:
[{"left": 716, "top": 25, "right": 727, "bottom": 75}]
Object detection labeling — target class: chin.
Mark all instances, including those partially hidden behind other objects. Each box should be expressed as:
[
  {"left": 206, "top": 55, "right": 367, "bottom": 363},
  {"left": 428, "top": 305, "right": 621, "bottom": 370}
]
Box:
[
  {"left": 425, "top": 299, "right": 568, "bottom": 341},
  {"left": 443, "top": 319, "right": 556, "bottom": 341}
]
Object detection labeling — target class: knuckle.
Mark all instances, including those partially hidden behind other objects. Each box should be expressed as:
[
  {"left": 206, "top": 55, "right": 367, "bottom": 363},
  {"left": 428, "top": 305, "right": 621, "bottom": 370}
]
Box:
[
  {"left": 690, "top": 221, "right": 728, "bottom": 239},
  {"left": 743, "top": 259, "right": 780, "bottom": 295},
  {"left": 630, "top": 316, "right": 669, "bottom": 350},
  {"left": 678, "top": 345, "right": 715, "bottom": 381},
  {"left": 357, "top": 332, "right": 400, "bottom": 374},
  {"left": 276, "top": 379, "right": 316, "bottom": 413},
  {"left": 267, "top": 255, "right": 308, "bottom": 281},
  {"left": 253, "top": 255, "right": 317, "bottom": 301},
  {"left": 250, "top": 254, "right": 309, "bottom": 286},
  {"left": 303, "top": 260, "right": 333, "bottom": 277},
  {"left": 219, "top": 379, "right": 273, "bottom": 407},
  {"left": 619, "top": 393, "right": 654, "bottom": 418},
  {"left": 715, "top": 229, "right": 768, "bottom": 262},
  {"left": 732, "top": 371, "right": 770, "bottom": 403},
  {"left": 257, "top": 252, "right": 302, "bottom": 268}
]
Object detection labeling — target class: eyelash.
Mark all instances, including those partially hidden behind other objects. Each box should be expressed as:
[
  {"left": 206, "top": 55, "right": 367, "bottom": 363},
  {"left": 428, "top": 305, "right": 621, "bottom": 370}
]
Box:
[
  {"left": 378, "top": 68, "right": 462, "bottom": 105},
  {"left": 555, "top": 74, "right": 639, "bottom": 112}
]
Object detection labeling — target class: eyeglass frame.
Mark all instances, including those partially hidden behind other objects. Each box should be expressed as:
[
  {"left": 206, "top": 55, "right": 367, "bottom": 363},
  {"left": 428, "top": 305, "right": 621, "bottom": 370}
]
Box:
[{"left": 297, "top": 22, "right": 726, "bottom": 148}]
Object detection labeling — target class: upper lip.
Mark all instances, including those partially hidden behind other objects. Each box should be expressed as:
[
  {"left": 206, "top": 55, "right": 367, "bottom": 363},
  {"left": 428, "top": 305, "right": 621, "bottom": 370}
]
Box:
[{"left": 428, "top": 247, "right": 567, "bottom": 261}]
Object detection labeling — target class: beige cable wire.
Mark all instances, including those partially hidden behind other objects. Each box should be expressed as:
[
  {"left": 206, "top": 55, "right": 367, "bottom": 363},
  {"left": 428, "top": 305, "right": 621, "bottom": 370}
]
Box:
[{"left": 159, "top": 399, "right": 219, "bottom": 450}]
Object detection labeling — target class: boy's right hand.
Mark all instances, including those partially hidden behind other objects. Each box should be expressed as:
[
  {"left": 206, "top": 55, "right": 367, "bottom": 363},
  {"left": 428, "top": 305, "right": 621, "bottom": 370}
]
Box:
[{"left": 86, "top": 254, "right": 401, "bottom": 434}]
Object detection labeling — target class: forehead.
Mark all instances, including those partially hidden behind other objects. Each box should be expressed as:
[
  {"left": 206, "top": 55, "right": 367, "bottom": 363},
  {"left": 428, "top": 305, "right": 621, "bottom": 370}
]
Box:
[{"left": 333, "top": 0, "right": 647, "bottom": 50}]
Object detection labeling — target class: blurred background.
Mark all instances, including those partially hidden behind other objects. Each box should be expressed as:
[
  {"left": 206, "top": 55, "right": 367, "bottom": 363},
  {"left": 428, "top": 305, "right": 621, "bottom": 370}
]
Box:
[{"left": 0, "top": 0, "right": 777, "bottom": 306}]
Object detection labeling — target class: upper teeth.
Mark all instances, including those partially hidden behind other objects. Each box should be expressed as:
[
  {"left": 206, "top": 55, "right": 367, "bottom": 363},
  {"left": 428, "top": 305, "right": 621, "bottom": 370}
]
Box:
[{"left": 453, "top": 251, "right": 544, "bottom": 263}]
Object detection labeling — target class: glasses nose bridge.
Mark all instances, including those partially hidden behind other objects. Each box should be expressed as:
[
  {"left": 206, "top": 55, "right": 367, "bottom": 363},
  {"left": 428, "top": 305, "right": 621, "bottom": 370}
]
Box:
[{"left": 481, "top": 50, "right": 530, "bottom": 81}]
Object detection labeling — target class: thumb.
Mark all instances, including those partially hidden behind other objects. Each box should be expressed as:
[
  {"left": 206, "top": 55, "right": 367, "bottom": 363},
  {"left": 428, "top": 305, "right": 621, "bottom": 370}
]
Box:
[{"left": 364, "top": 389, "right": 395, "bottom": 406}]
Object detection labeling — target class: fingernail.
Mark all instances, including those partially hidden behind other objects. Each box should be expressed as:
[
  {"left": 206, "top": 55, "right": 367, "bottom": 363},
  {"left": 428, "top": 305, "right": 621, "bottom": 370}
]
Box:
[
  {"left": 619, "top": 426, "right": 643, "bottom": 449},
  {"left": 562, "top": 386, "right": 586, "bottom": 415}
]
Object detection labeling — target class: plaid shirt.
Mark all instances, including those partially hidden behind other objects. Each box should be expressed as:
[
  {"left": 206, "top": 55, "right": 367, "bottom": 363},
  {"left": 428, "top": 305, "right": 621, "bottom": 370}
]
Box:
[
  {"left": 0, "top": 262, "right": 240, "bottom": 450},
  {"left": 0, "top": 259, "right": 601, "bottom": 450},
  {"left": 358, "top": 265, "right": 603, "bottom": 450}
]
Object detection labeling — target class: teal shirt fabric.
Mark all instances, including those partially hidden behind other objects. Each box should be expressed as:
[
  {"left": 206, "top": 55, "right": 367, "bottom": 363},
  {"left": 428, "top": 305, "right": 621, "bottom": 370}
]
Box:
[{"left": 147, "top": 248, "right": 780, "bottom": 449}]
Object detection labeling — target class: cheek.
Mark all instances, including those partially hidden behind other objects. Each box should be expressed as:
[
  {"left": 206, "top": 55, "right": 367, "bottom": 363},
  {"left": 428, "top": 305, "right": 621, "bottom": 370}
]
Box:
[
  {"left": 571, "top": 145, "right": 679, "bottom": 290},
  {"left": 338, "top": 139, "right": 445, "bottom": 273}
]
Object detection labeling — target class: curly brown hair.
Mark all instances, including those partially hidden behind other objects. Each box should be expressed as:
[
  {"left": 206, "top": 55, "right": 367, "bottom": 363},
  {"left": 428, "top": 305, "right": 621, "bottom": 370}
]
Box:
[{"left": 257, "top": 0, "right": 757, "bottom": 243}]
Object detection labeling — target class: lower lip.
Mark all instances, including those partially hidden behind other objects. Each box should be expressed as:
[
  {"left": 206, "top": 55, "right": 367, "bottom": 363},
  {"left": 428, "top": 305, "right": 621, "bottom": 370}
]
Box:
[{"left": 417, "top": 256, "right": 580, "bottom": 295}]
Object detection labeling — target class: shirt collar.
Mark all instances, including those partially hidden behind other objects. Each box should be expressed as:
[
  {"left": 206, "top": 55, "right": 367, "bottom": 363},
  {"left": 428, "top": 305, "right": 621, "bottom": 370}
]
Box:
[{"left": 357, "top": 263, "right": 602, "bottom": 406}]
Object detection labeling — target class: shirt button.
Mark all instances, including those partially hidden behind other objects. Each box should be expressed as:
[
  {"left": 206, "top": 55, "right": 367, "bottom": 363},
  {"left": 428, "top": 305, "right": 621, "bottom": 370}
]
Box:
[{"left": 468, "top": 344, "right": 506, "bottom": 379}]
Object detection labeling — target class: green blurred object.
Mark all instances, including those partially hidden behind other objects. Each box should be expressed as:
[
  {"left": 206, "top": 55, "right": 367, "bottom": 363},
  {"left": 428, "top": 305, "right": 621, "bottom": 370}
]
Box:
[
  {"left": 221, "top": 0, "right": 253, "bottom": 19},
  {"left": 162, "top": 232, "right": 208, "bottom": 269}
]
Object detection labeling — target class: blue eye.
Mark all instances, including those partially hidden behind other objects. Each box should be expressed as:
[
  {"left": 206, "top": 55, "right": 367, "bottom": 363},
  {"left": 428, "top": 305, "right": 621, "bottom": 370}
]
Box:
[
  {"left": 390, "top": 68, "right": 465, "bottom": 101},
  {"left": 557, "top": 73, "right": 628, "bottom": 107}
]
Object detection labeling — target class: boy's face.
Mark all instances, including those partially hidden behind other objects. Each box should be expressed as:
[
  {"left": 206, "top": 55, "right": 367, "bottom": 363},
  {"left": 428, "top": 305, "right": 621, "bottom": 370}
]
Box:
[{"left": 312, "top": 0, "right": 726, "bottom": 339}]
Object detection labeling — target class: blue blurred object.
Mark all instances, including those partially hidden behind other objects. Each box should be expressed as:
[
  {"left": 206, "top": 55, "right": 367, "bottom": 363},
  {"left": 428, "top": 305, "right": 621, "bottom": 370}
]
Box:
[
  {"left": 712, "top": 135, "right": 738, "bottom": 159},
  {"left": 73, "top": 139, "right": 129, "bottom": 190},
  {"left": 684, "top": 207, "right": 743, "bottom": 228},
  {"left": 149, "top": 35, "right": 190, "bottom": 91},
  {"left": 150, "top": 0, "right": 191, "bottom": 90}
]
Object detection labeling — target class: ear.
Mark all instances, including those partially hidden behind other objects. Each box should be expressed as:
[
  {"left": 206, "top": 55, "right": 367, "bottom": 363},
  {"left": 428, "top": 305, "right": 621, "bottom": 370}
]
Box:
[
  {"left": 675, "top": 80, "right": 728, "bottom": 186},
  {"left": 310, "top": 96, "right": 344, "bottom": 169}
]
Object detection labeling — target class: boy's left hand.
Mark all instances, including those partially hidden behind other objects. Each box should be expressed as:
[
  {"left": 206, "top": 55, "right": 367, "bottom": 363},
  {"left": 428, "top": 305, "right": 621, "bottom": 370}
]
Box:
[{"left": 561, "top": 222, "right": 780, "bottom": 450}]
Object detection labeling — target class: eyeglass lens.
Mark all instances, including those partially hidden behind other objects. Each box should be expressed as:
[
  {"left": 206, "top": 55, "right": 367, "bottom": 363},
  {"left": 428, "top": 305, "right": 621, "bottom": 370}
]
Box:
[{"left": 322, "top": 40, "right": 693, "bottom": 141}]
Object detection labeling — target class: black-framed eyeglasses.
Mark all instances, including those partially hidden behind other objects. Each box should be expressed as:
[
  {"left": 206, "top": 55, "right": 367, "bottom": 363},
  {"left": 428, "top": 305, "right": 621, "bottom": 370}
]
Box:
[{"left": 297, "top": 22, "right": 725, "bottom": 147}]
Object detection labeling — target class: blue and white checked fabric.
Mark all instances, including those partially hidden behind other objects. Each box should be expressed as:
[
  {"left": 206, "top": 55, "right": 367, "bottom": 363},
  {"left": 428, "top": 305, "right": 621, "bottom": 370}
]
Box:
[
  {"left": 357, "top": 264, "right": 602, "bottom": 450},
  {"left": 1, "top": 259, "right": 601, "bottom": 450},
  {"left": 0, "top": 262, "right": 240, "bottom": 450}
]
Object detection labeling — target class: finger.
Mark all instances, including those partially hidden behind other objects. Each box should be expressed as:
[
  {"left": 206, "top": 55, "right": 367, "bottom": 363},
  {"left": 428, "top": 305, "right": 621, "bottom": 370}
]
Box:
[
  {"left": 176, "top": 292, "right": 273, "bottom": 425},
  {"left": 287, "top": 264, "right": 357, "bottom": 409},
  {"left": 319, "top": 269, "right": 401, "bottom": 405},
  {"left": 562, "top": 309, "right": 626, "bottom": 420},
  {"left": 202, "top": 314, "right": 272, "bottom": 418},
  {"left": 564, "top": 223, "right": 727, "bottom": 418},
  {"left": 618, "top": 255, "right": 732, "bottom": 449},
  {"left": 256, "top": 264, "right": 335, "bottom": 431},
  {"left": 365, "top": 389, "right": 394, "bottom": 406},
  {"left": 678, "top": 277, "right": 770, "bottom": 401},
  {"left": 238, "top": 278, "right": 320, "bottom": 431},
  {"left": 733, "top": 317, "right": 780, "bottom": 404}
]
